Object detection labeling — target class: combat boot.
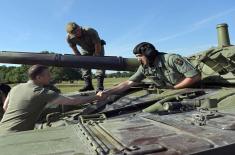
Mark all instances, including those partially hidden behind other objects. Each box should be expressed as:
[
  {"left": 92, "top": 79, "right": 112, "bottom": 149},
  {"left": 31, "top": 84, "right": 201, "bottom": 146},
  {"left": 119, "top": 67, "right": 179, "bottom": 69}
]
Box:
[
  {"left": 79, "top": 78, "right": 94, "bottom": 92},
  {"left": 96, "top": 77, "right": 104, "bottom": 93}
]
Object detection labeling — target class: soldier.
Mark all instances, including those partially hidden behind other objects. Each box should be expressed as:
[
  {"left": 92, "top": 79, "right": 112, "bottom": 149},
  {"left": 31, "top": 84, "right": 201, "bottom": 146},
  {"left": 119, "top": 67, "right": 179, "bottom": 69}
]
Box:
[
  {"left": 66, "top": 22, "right": 105, "bottom": 92},
  {"left": 97, "top": 42, "right": 201, "bottom": 97},
  {"left": 0, "top": 65, "right": 102, "bottom": 133}
]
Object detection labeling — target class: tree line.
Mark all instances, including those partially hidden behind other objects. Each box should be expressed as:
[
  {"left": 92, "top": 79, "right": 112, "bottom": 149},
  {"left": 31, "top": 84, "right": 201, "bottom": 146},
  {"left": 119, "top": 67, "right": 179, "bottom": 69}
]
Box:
[
  {"left": 0, "top": 65, "right": 134, "bottom": 84},
  {"left": 0, "top": 65, "right": 82, "bottom": 84}
]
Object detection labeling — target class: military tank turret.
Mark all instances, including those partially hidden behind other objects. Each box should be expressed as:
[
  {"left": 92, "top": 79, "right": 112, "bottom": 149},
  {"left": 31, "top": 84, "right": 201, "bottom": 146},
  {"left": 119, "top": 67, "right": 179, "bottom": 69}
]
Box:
[{"left": 0, "top": 23, "right": 235, "bottom": 155}]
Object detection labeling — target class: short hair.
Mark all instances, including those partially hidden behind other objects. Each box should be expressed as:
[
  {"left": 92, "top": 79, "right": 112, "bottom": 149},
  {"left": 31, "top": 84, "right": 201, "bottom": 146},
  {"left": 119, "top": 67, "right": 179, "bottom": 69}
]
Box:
[
  {"left": 66, "top": 22, "right": 80, "bottom": 34},
  {"left": 28, "top": 65, "right": 49, "bottom": 80}
]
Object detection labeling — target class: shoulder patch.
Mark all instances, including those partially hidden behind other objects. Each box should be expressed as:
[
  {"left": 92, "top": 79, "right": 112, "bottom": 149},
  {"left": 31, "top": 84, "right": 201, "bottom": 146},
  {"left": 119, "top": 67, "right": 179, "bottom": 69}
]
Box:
[{"left": 174, "top": 58, "right": 184, "bottom": 66}]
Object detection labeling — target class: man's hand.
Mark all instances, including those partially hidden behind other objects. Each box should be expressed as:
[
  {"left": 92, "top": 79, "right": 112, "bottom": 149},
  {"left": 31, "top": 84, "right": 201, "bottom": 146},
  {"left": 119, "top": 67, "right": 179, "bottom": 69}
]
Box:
[
  {"left": 96, "top": 91, "right": 109, "bottom": 100},
  {"left": 71, "top": 45, "right": 81, "bottom": 56},
  {"left": 94, "top": 53, "right": 100, "bottom": 56},
  {"left": 75, "top": 52, "right": 81, "bottom": 56}
]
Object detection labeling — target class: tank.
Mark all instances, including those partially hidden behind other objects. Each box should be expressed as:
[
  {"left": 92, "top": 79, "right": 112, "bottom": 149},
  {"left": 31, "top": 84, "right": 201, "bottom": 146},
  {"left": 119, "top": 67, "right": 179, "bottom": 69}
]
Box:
[{"left": 0, "top": 23, "right": 235, "bottom": 155}]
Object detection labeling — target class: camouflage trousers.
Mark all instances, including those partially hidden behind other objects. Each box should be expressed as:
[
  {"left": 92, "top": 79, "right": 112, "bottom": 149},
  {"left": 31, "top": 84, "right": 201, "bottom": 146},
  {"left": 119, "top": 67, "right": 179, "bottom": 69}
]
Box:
[{"left": 80, "top": 46, "right": 105, "bottom": 79}]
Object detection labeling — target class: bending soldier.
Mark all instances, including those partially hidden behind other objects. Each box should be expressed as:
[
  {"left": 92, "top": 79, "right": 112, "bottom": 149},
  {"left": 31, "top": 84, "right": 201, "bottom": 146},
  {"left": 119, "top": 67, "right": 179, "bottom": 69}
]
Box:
[{"left": 66, "top": 22, "right": 105, "bottom": 92}]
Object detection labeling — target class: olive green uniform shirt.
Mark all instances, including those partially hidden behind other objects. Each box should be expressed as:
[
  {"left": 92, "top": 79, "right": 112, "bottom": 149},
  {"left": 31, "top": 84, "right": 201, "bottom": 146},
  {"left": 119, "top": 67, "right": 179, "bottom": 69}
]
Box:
[
  {"left": 129, "top": 53, "right": 199, "bottom": 87},
  {"left": 0, "top": 80, "right": 59, "bottom": 133}
]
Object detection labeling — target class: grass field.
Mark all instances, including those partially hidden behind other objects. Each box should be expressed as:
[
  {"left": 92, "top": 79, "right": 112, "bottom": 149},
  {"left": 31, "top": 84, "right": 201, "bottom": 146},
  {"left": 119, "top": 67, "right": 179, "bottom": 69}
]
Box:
[{"left": 56, "top": 77, "right": 128, "bottom": 93}]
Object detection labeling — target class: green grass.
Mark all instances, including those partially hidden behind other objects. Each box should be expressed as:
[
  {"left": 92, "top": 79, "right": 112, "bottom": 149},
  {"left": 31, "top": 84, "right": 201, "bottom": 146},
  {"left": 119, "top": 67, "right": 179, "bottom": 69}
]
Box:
[{"left": 56, "top": 77, "right": 128, "bottom": 93}]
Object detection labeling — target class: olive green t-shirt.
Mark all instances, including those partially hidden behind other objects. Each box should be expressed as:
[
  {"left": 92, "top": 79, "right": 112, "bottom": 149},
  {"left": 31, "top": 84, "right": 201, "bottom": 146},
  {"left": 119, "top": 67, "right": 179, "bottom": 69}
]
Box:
[
  {"left": 129, "top": 53, "right": 199, "bottom": 87},
  {"left": 67, "top": 27, "right": 101, "bottom": 53},
  {"left": 0, "top": 80, "right": 59, "bottom": 133}
]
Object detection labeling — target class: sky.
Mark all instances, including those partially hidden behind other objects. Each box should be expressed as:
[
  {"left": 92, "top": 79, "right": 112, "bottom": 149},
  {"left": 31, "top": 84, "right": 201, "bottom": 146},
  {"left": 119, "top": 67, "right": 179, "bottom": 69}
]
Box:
[{"left": 0, "top": 0, "right": 235, "bottom": 60}]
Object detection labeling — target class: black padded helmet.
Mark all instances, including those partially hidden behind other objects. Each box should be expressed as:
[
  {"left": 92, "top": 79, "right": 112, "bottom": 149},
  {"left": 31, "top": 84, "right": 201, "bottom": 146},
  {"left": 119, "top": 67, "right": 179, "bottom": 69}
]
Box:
[{"left": 133, "top": 42, "right": 158, "bottom": 65}]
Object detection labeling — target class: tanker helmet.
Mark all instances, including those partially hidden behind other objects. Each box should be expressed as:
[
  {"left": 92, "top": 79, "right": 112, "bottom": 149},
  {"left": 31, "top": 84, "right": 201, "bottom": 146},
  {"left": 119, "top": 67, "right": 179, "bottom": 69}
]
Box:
[{"left": 133, "top": 42, "right": 158, "bottom": 61}]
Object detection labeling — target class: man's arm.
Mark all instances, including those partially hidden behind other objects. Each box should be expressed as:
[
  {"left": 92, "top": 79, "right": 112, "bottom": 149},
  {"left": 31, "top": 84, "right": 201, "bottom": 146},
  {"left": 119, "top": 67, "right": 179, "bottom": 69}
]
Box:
[
  {"left": 94, "top": 43, "right": 102, "bottom": 56},
  {"left": 168, "top": 54, "right": 201, "bottom": 89},
  {"left": 97, "top": 80, "right": 137, "bottom": 98},
  {"left": 70, "top": 45, "right": 81, "bottom": 56},
  {"left": 67, "top": 35, "right": 81, "bottom": 55},
  {"left": 173, "top": 74, "right": 201, "bottom": 89},
  {"left": 3, "top": 94, "right": 9, "bottom": 111},
  {"left": 99, "top": 65, "right": 145, "bottom": 97},
  {"left": 51, "top": 94, "right": 100, "bottom": 105}
]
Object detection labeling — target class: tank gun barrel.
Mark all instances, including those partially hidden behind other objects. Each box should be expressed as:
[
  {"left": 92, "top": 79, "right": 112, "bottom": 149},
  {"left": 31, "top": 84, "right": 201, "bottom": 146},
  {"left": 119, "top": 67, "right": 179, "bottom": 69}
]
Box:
[{"left": 0, "top": 51, "right": 139, "bottom": 71}]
